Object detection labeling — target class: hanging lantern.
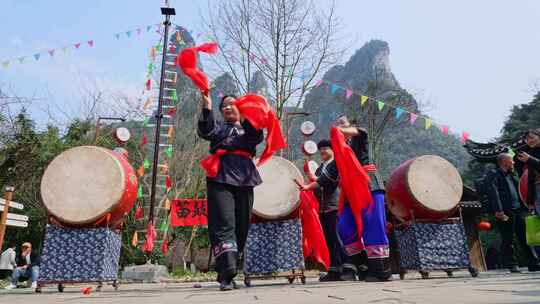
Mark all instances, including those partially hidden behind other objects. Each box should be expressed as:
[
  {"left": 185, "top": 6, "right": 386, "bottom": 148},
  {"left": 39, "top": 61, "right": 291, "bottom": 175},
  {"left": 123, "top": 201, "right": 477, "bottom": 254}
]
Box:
[{"left": 477, "top": 220, "right": 492, "bottom": 231}]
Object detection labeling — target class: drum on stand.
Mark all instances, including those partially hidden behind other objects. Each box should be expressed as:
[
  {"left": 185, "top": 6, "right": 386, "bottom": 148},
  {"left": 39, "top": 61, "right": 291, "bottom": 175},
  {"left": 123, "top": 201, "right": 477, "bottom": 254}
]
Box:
[
  {"left": 302, "top": 140, "right": 318, "bottom": 156},
  {"left": 41, "top": 146, "right": 138, "bottom": 227},
  {"left": 386, "top": 155, "right": 463, "bottom": 221},
  {"left": 253, "top": 156, "right": 303, "bottom": 220},
  {"left": 300, "top": 121, "right": 316, "bottom": 136}
]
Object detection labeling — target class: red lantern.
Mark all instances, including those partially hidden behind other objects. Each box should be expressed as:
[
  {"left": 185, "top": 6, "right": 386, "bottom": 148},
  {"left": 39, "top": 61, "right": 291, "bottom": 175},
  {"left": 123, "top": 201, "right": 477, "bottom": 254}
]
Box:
[{"left": 477, "top": 220, "right": 492, "bottom": 231}]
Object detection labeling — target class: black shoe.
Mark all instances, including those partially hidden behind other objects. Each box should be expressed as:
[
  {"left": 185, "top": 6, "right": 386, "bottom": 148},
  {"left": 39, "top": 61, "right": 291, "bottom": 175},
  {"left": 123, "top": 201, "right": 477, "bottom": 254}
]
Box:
[
  {"left": 528, "top": 264, "right": 540, "bottom": 272},
  {"left": 319, "top": 271, "right": 342, "bottom": 282},
  {"left": 219, "top": 280, "right": 234, "bottom": 291},
  {"left": 509, "top": 266, "right": 521, "bottom": 273},
  {"left": 340, "top": 268, "right": 357, "bottom": 281}
]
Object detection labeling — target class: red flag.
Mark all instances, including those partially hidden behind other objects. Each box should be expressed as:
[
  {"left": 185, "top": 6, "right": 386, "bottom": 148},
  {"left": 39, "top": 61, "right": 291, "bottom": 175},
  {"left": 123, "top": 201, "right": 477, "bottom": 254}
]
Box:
[
  {"left": 161, "top": 240, "right": 168, "bottom": 255},
  {"left": 166, "top": 175, "right": 172, "bottom": 189},
  {"left": 175, "top": 42, "right": 218, "bottom": 95},
  {"left": 330, "top": 126, "right": 372, "bottom": 236},
  {"left": 299, "top": 190, "right": 329, "bottom": 269},
  {"left": 142, "top": 222, "right": 156, "bottom": 253},
  {"left": 145, "top": 79, "right": 152, "bottom": 91},
  {"left": 234, "top": 94, "right": 286, "bottom": 166},
  {"left": 140, "top": 133, "right": 148, "bottom": 147},
  {"left": 135, "top": 204, "right": 143, "bottom": 220}
]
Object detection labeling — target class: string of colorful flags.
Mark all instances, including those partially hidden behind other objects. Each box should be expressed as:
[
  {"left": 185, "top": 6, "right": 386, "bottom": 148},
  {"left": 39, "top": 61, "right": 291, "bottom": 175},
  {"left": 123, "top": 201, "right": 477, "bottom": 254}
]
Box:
[{"left": 1, "top": 23, "right": 163, "bottom": 69}]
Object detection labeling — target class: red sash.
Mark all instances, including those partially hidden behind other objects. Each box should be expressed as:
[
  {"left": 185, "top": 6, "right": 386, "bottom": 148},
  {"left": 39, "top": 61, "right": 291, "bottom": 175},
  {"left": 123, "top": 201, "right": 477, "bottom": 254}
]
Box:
[{"left": 201, "top": 149, "right": 253, "bottom": 177}]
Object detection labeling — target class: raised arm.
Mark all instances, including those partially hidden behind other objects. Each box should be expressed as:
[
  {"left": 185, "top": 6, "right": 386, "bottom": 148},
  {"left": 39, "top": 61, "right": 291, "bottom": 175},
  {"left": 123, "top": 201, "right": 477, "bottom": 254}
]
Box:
[{"left": 197, "top": 95, "right": 216, "bottom": 141}]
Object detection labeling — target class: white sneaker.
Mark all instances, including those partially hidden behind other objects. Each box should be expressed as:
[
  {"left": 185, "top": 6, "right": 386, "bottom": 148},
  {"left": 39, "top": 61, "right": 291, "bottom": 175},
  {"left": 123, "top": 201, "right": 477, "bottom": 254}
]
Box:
[
  {"left": 31, "top": 282, "right": 37, "bottom": 289},
  {"left": 4, "top": 283, "right": 17, "bottom": 290}
]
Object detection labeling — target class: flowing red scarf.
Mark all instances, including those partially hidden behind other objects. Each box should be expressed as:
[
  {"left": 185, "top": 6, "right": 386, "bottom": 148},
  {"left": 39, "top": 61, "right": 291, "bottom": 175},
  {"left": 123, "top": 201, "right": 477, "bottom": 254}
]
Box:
[
  {"left": 234, "top": 94, "right": 286, "bottom": 166},
  {"left": 175, "top": 42, "right": 218, "bottom": 95},
  {"left": 299, "top": 190, "right": 330, "bottom": 269},
  {"left": 330, "top": 126, "right": 373, "bottom": 236}
]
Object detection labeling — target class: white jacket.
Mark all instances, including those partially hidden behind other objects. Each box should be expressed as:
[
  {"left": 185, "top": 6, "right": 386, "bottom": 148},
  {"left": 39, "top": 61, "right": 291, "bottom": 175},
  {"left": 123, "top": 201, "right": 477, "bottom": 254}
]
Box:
[{"left": 0, "top": 248, "right": 17, "bottom": 270}]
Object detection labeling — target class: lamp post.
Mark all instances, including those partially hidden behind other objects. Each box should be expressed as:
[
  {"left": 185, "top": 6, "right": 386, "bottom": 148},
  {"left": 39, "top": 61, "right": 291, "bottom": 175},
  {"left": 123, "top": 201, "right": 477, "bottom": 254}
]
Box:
[
  {"left": 148, "top": 6, "right": 175, "bottom": 225},
  {"left": 283, "top": 112, "right": 310, "bottom": 159}
]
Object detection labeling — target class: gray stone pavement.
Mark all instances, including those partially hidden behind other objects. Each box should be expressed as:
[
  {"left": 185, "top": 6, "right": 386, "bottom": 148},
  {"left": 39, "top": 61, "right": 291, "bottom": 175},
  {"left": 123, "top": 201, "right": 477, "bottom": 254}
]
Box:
[{"left": 1, "top": 270, "right": 539, "bottom": 304}]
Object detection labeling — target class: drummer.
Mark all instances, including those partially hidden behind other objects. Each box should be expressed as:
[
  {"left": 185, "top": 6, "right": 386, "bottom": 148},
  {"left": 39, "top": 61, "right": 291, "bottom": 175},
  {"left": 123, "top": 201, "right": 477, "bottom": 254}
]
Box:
[
  {"left": 303, "top": 139, "right": 342, "bottom": 281},
  {"left": 197, "top": 94, "right": 264, "bottom": 291}
]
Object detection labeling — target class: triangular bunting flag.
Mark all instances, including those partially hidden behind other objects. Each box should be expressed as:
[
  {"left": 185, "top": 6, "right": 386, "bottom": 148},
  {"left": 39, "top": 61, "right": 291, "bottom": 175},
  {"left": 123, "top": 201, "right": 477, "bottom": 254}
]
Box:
[
  {"left": 143, "top": 116, "right": 150, "bottom": 127},
  {"left": 166, "top": 176, "right": 172, "bottom": 190},
  {"left": 425, "top": 118, "right": 432, "bottom": 130},
  {"left": 440, "top": 125, "right": 450, "bottom": 135},
  {"left": 135, "top": 204, "right": 143, "bottom": 220},
  {"left": 166, "top": 146, "right": 173, "bottom": 158},
  {"left": 377, "top": 100, "right": 385, "bottom": 111},
  {"left": 160, "top": 163, "right": 169, "bottom": 174},
  {"left": 74, "top": 43, "right": 81, "bottom": 49},
  {"left": 131, "top": 232, "right": 138, "bottom": 247},
  {"left": 360, "top": 95, "right": 369, "bottom": 107},
  {"left": 87, "top": 40, "right": 94, "bottom": 47},
  {"left": 48, "top": 50, "right": 55, "bottom": 57},
  {"left": 176, "top": 32, "right": 182, "bottom": 42},
  {"left": 171, "top": 90, "right": 177, "bottom": 101},
  {"left": 172, "top": 73, "right": 177, "bottom": 84},
  {"left": 345, "top": 89, "right": 353, "bottom": 100},
  {"left": 143, "top": 98, "right": 152, "bottom": 110},
  {"left": 160, "top": 218, "right": 169, "bottom": 232},
  {"left": 146, "top": 25, "right": 152, "bottom": 32},
  {"left": 508, "top": 148, "right": 516, "bottom": 157},
  {"left": 143, "top": 159, "right": 150, "bottom": 169},
  {"left": 150, "top": 47, "right": 156, "bottom": 59},
  {"left": 115, "top": 33, "right": 121, "bottom": 40},
  {"left": 156, "top": 43, "right": 163, "bottom": 52},
  {"left": 315, "top": 80, "right": 323, "bottom": 87},
  {"left": 161, "top": 239, "right": 168, "bottom": 255},
  {"left": 330, "top": 84, "right": 338, "bottom": 94},
  {"left": 395, "top": 108, "right": 405, "bottom": 119},
  {"left": 126, "top": 31, "right": 132, "bottom": 38},
  {"left": 137, "top": 186, "right": 143, "bottom": 199},
  {"left": 410, "top": 113, "right": 418, "bottom": 125},
  {"left": 167, "top": 125, "right": 174, "bottom": 139},
  {"left": 145, "top": 79, "right": 152, "bottom": 91},
  {"left": 33, "top": 53, "right": 41, "bottom": 61},
  {"left": 461, "top": 132, "right": 470, "bottom": 144},
  {"left": 167, "top": 107, "right": 177, "bottom": 116},
  {"left": 165, "top": 198, "right": 171, "bottom": 210},
  {"left": 18, "top": 57, "right": 25, "bottom": 63},
  {"left": 142, "top": 223, "right": 156, "bottom": 253},
  {"left": 137, "top": 165, "right": 145, "bottom": 177},
  {"left": 260, "top": 57, "right": 268, "bottom": 65},
  {"left": 136, "top": 28, "right": 142, "bottom": 35},
  {"left": 140, "top": 133, "right": 148, "bottom": 147}
]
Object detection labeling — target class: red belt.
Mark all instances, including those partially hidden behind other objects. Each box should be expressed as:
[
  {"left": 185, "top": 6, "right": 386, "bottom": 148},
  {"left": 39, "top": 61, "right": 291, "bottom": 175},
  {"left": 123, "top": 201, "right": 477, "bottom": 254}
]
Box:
[{"left": 201, "top": 149, "right": 252, "bottom": 177}]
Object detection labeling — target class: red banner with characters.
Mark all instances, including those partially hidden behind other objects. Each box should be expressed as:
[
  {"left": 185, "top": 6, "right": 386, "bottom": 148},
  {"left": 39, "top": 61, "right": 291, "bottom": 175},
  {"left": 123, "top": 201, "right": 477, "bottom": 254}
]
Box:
[{"left": 170, "top": 199, "right": 208, "bottom": 227}]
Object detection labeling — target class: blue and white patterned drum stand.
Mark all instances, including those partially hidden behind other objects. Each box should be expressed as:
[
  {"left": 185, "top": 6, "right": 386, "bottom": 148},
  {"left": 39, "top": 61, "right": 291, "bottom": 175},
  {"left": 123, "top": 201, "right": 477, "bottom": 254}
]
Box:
[
  {"left": 244, "top": 219, "right": 305, "bottom": 286},
  {"left": 395, "top": 219, "right": 478, "bottom": 279},
  {"left": 38, "top": 225, "right": 122, "bottom": 291}
]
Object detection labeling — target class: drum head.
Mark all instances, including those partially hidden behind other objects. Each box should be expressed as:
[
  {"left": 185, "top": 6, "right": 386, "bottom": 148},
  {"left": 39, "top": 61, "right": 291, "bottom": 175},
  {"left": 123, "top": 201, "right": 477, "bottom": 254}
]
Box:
[
  {"left": 303, "top": 140, "right": 318, "bottom": 156},
  {"left": 406, "top": 155, "right": 463, "bottom": 213},
  {"left": 41, "top": 146, "right": 125, "bottom": 225},
  {"left": 307, "top": 160, "right": 319, "bottom": 175},
  {"left": 253, "top": 156, "right": 302, "bottom": 219},
  {"left": 300, "top": 121, "right": 316, "bottom": 136}
]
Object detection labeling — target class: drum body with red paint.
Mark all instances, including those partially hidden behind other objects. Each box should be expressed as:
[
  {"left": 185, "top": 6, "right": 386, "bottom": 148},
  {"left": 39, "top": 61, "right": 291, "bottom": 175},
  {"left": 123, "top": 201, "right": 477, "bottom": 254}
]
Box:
[
  {"left": 41, "top": 146, "right": 138, "bottom": 227},
  {"left": 386, "top": 155, "right": 463, "bottom": 221}
]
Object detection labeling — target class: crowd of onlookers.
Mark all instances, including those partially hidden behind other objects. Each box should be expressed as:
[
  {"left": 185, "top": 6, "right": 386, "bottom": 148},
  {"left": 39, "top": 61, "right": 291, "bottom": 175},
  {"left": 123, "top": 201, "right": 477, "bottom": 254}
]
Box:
[
  {"left": 484, "top": 129, "right": 540, "bottom": 272},
  {"left": 0, "top": 241, "right": 40, "bottom": 289}
]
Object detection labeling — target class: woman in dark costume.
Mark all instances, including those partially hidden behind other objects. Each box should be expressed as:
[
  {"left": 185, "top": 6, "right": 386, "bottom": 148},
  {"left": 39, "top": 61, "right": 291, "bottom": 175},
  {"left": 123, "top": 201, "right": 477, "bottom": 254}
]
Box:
[
  {"left": 198, "top": 94, "right": 264, "bottom": 291},
  {"left": 517, "top": 128, "right": 540, "bottom": 214}
]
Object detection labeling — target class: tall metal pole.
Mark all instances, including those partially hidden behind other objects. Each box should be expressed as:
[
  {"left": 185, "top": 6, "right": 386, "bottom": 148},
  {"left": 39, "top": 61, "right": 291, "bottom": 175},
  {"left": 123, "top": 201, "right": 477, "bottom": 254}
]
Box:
[{"left": 149, "top": 7, "right": 176, "bottom": 225}]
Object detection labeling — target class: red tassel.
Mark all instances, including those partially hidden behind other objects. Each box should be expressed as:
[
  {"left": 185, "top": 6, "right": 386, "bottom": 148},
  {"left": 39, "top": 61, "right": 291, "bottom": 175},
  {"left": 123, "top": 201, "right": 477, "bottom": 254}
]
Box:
[
  {"left": 166, "top": 176, "right": 172, "bottom": 189},
  {"left": 142, "top": 222, "right": 156, "bottom": 253},
  {"left": 135, "top": 204, "right": 143, "bottom": 220}
]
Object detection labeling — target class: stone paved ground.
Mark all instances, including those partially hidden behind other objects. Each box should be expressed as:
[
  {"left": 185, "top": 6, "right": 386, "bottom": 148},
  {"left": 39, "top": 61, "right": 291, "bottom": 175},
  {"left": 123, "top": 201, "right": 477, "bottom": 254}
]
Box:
[{"left": 1, "top": 270, "right": 539, "bottom": 304}]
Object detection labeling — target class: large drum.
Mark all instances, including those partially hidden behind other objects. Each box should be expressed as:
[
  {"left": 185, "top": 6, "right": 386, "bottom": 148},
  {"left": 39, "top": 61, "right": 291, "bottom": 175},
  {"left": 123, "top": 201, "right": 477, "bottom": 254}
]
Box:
[
  {"left": 386, "top": 155, "right": 463, "bottom": 221},
  {"left": 253, "top": 156, "right": 303, "bottom": 219},
  {"left": 41, "top": 146, "right": 138, "bottom": 227}
]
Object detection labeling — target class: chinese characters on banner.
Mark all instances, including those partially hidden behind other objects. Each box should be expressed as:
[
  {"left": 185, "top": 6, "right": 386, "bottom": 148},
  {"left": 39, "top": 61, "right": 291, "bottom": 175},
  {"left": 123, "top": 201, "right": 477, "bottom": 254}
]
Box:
[{"left": 170, "top": 199, "right": 208, "bottom": 226}]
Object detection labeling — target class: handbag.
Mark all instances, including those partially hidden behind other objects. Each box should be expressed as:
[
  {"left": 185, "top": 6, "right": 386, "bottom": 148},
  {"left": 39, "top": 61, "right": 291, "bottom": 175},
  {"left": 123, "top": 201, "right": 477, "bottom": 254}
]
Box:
[{"left": 526, "top": 215, "right": 540, "bottom": 246}]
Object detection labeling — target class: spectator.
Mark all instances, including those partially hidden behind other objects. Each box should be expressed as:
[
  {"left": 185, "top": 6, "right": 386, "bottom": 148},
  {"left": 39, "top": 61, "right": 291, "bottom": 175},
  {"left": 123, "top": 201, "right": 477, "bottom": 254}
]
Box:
[
  {"left": 516, "top": 128, "right": 540, "bottom": 214},
  {"left": 0, "top": 242, "right": 17, "bottom": 279},
  {"left": 487, "top": 153, "right": 540, "bottom": 273},
  {"left": 4, "top": 242, "right": 40, "bottom": 290}
]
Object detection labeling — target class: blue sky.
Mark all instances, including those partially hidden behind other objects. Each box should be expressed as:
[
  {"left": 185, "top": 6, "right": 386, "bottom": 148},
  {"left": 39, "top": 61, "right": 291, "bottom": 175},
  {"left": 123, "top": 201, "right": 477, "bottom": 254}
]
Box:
[{"left": 1, "top": 0, "right": 539, "bottom": 141}]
